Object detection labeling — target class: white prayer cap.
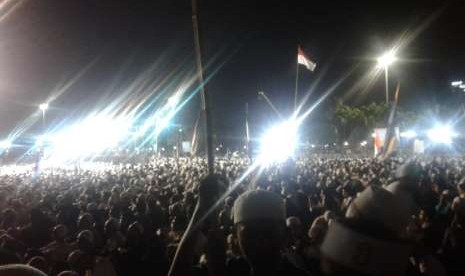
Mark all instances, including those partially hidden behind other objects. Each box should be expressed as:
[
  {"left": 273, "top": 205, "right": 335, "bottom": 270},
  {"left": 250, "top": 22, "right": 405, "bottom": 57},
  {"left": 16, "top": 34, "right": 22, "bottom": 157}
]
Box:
[
  {"left": 233, "top": 190, "right": 285, "bottom": 224},
  {"left": 346, "top": 185, "right": 408, "bottom": 235},
  {"left": 321, "top": 221, "right": 411, "bottom": 276}
]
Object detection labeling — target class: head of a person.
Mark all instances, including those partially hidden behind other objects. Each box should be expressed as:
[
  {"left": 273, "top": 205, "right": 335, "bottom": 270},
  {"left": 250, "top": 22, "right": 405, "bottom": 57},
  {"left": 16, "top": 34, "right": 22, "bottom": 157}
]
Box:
[
  {"left": 77, "top": 230, "right": 94, "bottom": 254},
  {"left": 286, "top": 216, "right": 303, "bottom": 239},
  {"left": 396, "top": 162, "right": 422, "bottom": 191},
  {"left": 233, "top": 190, "right": 286, "bottom": 268},
  {"left": 127, "top": 222, "right": 144, "bottom": 246},
  {"left": 27, "top": 256, "right": 48, "bottom": 274},
  {"left": 0, "top": 264, "right": 47, "bottom": 276},
  {"left": 322, "top": 185, "right": 412, "bottom": 276},
  {"left": 67, "top": 250, "right": 84, "bottom": 274},
  {"left": 77, "top": 213, "right": 94, "bottom": 231},
  {"left": 458, "top": 178, "right": 465, "bottom": 195},
  {"left": 57, "top": 271, "right": 79, "bottom": 276},
  {"left": 104, "top": 217, "right": 119, "bottom": 237},
  {"left": 1, "top": 209, "right": 16, "bottom": 227},
  {"left": 53, "top": 224, "right": 67, "bottom": 243}
]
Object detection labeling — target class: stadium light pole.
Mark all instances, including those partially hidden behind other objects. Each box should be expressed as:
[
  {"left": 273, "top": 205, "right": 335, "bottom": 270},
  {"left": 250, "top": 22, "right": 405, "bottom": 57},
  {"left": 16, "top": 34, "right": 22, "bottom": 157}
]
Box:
[
  {"left": 39, "top": 103, "right": 49, "bottom": 129},
  {"left": 377, "top": 51, "right": 397, "bottom": 104}
]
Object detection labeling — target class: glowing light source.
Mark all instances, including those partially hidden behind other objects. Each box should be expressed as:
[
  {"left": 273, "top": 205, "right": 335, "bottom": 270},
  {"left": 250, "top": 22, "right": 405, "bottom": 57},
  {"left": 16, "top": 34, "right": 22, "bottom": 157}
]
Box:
[
  {"left": 0, "top": 140, "right": 11, "bottom": 149},
  {"left": 43, "top": 114, "right": 133, "bottom": 163},
  {"left": 258, "top": 120, "right": 299, "bottom": 164},
  {"left": 460, "top": 84, "right": 465, "bottom": 89},
  {"left": 451, "top": 81, "right": 462, "bottom": 87},
  {"left": 427, "top": 124, "right": 457, "bottom": 144},
  {"left": 343, "top": 141, "right": 349, "bottom": 146},
  {"left": 39, "top": 103, "right": 49, "bottom": 111},
  {"left": 377, "top": 50, "right": 397, "bottom": 68},
  {"left": 360, "top": 141, "right": 368, "bottom": 147},
  {"left": 400, "top": 130, "right": 417, "bottom": 139}
]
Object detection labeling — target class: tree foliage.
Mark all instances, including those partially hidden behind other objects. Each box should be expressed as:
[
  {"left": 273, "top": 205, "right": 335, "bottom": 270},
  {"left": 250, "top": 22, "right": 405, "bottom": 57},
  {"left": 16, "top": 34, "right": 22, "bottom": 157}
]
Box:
[{"left": 333, "top": 102, "right": 389, "bottom": 141}]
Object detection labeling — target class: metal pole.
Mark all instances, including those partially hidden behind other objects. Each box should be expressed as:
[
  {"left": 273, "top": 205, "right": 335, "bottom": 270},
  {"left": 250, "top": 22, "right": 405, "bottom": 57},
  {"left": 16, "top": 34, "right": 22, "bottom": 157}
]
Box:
[
  {"left": 294, "top": 57, "right": 300, "bottom": 112},
  {"left": 42, "top": 110, "right": 46, "bottom": 130},
  {"left": 385, "top": 66, "right": 389, "bottom": 104},
  {"left": 258, "top": 91, "right": 284, "bottom": 119},
  {"left": 192, "top": 0, "right": 214, "bottom": 174}
]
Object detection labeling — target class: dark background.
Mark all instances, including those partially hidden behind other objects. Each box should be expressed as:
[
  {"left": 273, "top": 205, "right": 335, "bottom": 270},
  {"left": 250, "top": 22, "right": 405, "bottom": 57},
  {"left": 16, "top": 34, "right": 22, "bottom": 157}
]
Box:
[{"left": 0, "top": 0, "right": 464, "bottom": 147}]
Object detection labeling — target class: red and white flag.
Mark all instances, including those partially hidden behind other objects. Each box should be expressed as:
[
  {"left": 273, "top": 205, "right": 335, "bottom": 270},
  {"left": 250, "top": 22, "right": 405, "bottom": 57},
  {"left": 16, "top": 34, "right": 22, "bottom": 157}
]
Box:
[{"left": 297, "top": 46, "right": 316, "bottom": 71}]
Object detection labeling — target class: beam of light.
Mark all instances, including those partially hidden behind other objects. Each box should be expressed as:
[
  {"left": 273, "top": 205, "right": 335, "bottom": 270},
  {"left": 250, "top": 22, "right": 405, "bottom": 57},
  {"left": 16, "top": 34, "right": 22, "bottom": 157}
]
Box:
[
  {"left": 427, "top": 124, "right": 457, "bottom": 145},
  {"left": 10, "top": 30, "right": 239, "bottom": 165},
  {"left": 400, "top": 130, "right": 417, "bottom": 139},
  {"left": 41, "top": 113, "right": 133, "bottom": 165},
  {"left": 0, "top": 0, "right": 27, "bottom": 23},
  {"left": 3, "top": 60, "right": 98, "bottom": 152}
]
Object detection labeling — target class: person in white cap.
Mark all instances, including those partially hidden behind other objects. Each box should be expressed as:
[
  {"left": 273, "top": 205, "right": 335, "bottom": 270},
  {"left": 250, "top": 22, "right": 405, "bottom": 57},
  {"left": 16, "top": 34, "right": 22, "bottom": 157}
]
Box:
[
  {"left": 168, "top": 176, "right": 309, "bottom": 276},
  {"left": 321, "top": 186, "right": 412, "bottom": 276},
  {"left": 231, "top": 189, "right": 309, "bottom": 276}
]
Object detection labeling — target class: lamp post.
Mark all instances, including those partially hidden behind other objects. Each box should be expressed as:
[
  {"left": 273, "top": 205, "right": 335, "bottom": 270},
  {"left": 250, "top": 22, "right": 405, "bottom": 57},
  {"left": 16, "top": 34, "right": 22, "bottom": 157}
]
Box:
[
  {"left": 377, "top": 51, "right": 397, "bottom": 104},
  {"left": 39, "top": 103, "right": 49, "bottom": 129}
]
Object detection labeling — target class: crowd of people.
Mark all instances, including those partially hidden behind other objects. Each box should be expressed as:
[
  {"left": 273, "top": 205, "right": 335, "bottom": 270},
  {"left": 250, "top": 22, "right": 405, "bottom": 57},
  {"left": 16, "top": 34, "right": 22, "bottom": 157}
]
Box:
[{"left": 0, "top": 155, "right": 464, "bottom": 275}]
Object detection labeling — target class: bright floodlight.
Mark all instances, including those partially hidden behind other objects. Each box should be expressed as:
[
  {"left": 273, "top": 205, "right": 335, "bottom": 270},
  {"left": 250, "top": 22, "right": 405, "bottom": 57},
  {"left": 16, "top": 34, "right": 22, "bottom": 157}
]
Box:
[
  {"left": 0, "top": 140, "right": 11, "bottom": 149},
  {"left": 451, "top": 81, "right": 463, "bottom": 87},
  {"left": 39, "top": 103, "right": 49, "bottom": 111},
  {"left": 400, "top": 130, "right": 417, "bottom": 139},
  {"left": 377, "top": 51, "right": 397, "bottom": 68},
  {"left": 258, "top": 120, "right": 298, "bottom": 164},
  {"left": 427, "top": 125, "right": 457, "bottom": 144}
]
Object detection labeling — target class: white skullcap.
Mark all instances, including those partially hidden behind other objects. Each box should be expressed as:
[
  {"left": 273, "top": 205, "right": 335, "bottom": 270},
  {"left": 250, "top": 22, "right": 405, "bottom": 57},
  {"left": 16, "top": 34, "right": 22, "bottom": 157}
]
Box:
[
  {"left": 346, "top": 186, "right": 409, "bottom": 235},
  {"left": 321, "top": 221, "right": 411, "bottom": 276},
  {"left": 233, "top": 190, "right": 285, "bottom": 224}
]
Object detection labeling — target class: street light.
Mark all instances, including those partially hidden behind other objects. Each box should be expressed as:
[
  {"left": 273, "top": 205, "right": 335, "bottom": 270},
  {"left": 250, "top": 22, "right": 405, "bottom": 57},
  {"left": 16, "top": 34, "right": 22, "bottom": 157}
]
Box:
[
  {"left": 39, "top": 103, "right": 49, "bottom": 128},
  {"left": 377, "top": 50, "right": 397, "bottom": 104}
]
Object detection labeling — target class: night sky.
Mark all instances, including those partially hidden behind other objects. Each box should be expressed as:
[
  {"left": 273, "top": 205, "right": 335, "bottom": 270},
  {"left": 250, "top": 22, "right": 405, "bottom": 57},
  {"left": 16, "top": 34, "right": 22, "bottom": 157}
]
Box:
[{"left": 0, "top": 0, "right": 464, "bottom": 145}]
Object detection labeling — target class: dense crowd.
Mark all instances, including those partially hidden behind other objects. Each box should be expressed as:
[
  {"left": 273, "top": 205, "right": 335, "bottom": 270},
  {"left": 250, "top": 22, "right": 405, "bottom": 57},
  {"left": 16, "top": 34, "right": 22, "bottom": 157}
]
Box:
[{"left": 0, "top": 155, "right": 464, "bottom": 276}]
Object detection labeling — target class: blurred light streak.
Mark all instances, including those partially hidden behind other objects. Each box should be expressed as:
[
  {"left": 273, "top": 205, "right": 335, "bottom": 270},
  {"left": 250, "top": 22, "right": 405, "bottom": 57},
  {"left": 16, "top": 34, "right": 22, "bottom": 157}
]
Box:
[{"left": 0, "top": 0, "right": 26, "bottom": 23}]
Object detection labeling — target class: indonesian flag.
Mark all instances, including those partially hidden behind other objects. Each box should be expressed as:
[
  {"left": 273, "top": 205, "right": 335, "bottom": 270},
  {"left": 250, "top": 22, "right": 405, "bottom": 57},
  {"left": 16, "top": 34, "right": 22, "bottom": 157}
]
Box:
[{"left": 297, "top": 46, "right": 316, "bottom": 71}]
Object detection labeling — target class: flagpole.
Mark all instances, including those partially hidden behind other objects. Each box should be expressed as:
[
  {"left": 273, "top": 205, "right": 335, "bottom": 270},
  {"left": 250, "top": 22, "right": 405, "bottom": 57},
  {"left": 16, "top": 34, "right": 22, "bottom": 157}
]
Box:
[
  {"left": 245, "top": 102, "right": 251, "bottom": 160},
  {"left": 294, "top": 48, "right": 300, "bottom": 112},
  {"left": 192, "top": 0, "right": 214, "bottom": 173}
]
